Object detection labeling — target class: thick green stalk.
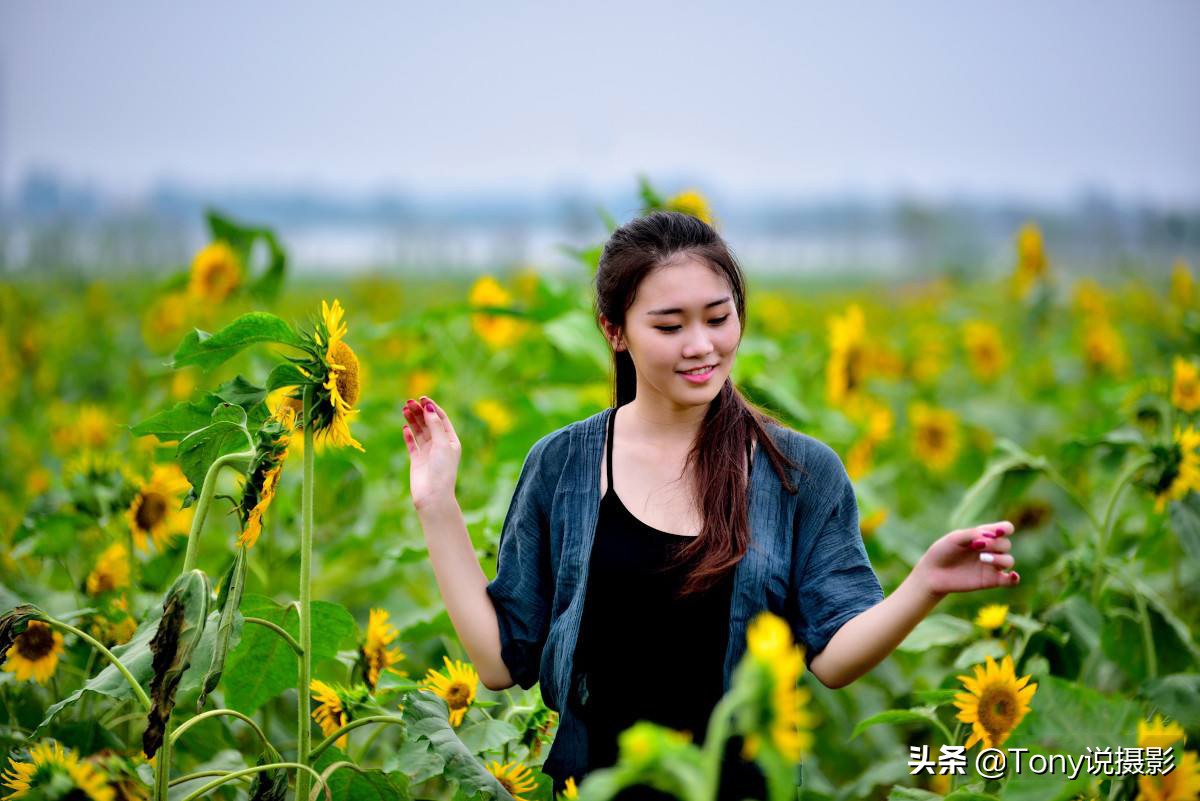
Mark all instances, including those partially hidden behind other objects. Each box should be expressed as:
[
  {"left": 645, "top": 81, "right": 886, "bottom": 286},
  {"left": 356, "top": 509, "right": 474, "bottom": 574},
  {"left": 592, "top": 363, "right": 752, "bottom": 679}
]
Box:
[
  {"left": 1090, "top": 455, "right": 1154, "bottom": 605},
  {"left": 182, "top": 449, "right": 254, "bottom": 573},
  {"left": 177, "top": 762, "right": 329, "bottom": 801},
  {"left": 296, "top": 385, "right": 316, "bottom": 801}
]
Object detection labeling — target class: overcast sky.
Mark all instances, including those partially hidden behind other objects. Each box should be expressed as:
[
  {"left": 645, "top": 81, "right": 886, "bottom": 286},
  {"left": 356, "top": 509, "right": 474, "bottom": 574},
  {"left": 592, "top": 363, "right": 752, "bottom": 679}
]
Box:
[{"left": 2, "top": 1, "right": 1198, "bottom": 205}]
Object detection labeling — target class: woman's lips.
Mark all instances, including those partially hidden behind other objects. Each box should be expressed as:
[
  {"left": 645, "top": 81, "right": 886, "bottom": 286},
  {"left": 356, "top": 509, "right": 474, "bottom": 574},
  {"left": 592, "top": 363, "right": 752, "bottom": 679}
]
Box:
[{"left": 677, "top": 364, "right": 716, "bottom": 383}]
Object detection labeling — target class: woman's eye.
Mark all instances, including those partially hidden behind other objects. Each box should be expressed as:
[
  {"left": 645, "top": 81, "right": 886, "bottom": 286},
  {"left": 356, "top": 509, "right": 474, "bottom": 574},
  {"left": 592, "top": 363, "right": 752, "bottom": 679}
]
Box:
[
  {"left": 655, "top": 325, "right": 681, "bottom": 333},
  {"left": 709, "top": 315, "right": 730, "bottom": 326}
]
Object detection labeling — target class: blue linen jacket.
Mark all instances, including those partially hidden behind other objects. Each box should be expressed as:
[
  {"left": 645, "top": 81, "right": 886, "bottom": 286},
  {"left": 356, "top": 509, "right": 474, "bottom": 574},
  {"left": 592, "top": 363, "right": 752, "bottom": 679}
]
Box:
[{"left": 484, "top": 406, "right": 884, "bottom": 786}]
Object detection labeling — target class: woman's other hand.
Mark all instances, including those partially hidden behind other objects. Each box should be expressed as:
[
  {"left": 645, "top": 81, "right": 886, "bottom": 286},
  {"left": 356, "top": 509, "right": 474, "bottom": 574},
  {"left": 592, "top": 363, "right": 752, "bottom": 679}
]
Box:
[
  {"left": 402, "top": 396, "right": 462, "bottom": 512},
  {"left": 912, "top": 521, "right": 1019, "bottom": 598}
]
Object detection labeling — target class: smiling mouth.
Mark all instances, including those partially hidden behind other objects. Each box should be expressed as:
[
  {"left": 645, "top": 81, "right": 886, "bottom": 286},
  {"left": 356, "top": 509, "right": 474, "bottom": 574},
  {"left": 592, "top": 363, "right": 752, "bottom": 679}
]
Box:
[{"left": 677, "top": 364, "right": 717, "bottom": 375}]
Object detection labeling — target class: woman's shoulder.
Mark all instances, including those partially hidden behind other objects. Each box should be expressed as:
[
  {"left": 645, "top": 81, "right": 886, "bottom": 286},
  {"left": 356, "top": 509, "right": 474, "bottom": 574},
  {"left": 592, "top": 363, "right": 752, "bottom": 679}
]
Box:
[{"left": 759, "top": 419, "right": 850, "bottom": 487}]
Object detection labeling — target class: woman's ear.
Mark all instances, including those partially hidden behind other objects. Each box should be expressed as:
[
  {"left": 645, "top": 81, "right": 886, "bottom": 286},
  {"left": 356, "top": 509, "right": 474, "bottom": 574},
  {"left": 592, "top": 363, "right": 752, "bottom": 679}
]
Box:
[{"left": 598, "top": 314, "right": 625, "bottom": 352}]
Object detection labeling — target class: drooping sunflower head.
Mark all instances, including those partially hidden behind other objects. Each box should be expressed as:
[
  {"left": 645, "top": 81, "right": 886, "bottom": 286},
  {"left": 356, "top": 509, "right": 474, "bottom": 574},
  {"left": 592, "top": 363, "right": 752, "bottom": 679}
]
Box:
[
  {"left": 909, "top": 402, "right": 962, "bottom": 473},
  {"left": 953, "top": 654, "right": 1037, "bottom": 750},
  {"left": 361, "top": 608, "right": 407, "bottom": 690},
  {"left": 188, "top": 241, "right": 242, "bottom": 304},
  {"left": 485, "top": 761, "right": 538, "bottom": 801},
  {"left": 3, "top": 620, "right": 65, "bottom": 685},
  {"left": 973, "top": 604, "right": 1009, "bottom": 632},
  {"left": 1, "top": 740, "right": 115, "bottom": 801},
  {"left": 127, "top": 464, "right": 192, "bottom": 553},
  {"left": 310, "top": 679, "right": 350, "bottom": 749},
  {"left": 1151, "top": 425, "right": 1200, "bottom": 513},
  {"left": 237, "top": 405, "right": 296, "bottom": 549},
  {"left": 420, "top": 656, "right": 479, "bottom": 727},
  {"left": 1172, "top": 357, "right": 1200, "bottom": 414},
  {"left": 295, "top": 299, "right": 365, "bottom": 452},
  {"left": 86, "top": 543, "right": 131, "bottom": 596}
]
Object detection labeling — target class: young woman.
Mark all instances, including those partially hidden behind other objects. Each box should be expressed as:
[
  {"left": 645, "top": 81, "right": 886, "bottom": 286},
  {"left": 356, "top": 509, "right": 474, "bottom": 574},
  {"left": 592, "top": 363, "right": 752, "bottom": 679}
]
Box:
[{"left": 402, "top": 211, "right": 1021, "bottom": 800}]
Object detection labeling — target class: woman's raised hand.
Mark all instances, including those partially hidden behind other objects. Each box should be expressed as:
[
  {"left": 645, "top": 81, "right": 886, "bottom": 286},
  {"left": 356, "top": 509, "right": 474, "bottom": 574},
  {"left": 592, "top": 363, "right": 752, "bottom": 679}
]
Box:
[
  {"left": 402, "top": 396, "right": 462, "bottom": 512},
  {"left": 911, "top": 521, "right": 1020, "bottom": 598}
]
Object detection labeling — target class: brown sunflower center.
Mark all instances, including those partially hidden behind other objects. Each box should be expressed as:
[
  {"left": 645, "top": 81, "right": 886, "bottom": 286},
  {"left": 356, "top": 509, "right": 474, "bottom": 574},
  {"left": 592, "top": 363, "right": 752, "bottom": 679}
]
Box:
[
  {"left": 16, "top": 623, "right": 55, "bottom": 659},
  {"left": 136, "top": 491, "right": 169, "bottom": 530},
  {"left": 445, "top": 682, "right": 471, "bottom": 709},
  {"left": 329, "top": 341, "right": 361, "bottom": 407},
  {"left": 92, "top": 571, "right": 116, "bottom": 594},
  {"left": 922, "top": 425, "right": 946, "bottom": 450},
  {"left": 977, "top": 685, "right": 1018, "bottom": 735},
  {"left": 498, "top": 778, "right": 515, "bottom": 794},
  {"left": 845, "top": 347, "right": 865, "bottom": 391}
]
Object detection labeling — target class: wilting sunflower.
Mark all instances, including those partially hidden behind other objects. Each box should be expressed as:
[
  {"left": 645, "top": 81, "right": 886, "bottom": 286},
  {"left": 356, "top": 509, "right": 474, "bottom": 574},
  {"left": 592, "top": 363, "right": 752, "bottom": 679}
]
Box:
[
  {"left": 237, "top": 406, "right": 295, "bottom": 549},
  {"left": 361, "top": 608, "right": 407, "bottom": 690},
  {"left": 827, "top": 305, "right": 869, "bottom": 407},
  {"left": 1012, "top": 222, "right": 1047, "bottom": 299},
  {"left": 953, "top": 654, "right": 1037, "bottom": 750},
  {"left": 974, "top": 604, "right": 1009, "bottom": 632},
  {"left": 187, "top": 241, "right": 242, "bottom": 304},
  {"left": 292, "top": 299, "right": 365, "bottom": 452},
  {"left": 472, "top": 398, "right": 515, "bottom": 437},
  {"left": 469, "top": 276, "right": 527, "bottom": 350},
  {"left": 485, "top": 761, "right": 538, "bottom": 801},
  {"left": 741, "top": 611, "right": 816, "bottom": 762},
  {"left": 962, "top": 321, "right": 1008, "bottom": 382},
  {"left": 1138, "top": 751, "right": 1200, "bottom": 801},
  {"left": 127, "top": 464, "right": 193, "bottom": 552},
  {"left": 1, "top": 740, "right": 115, "bottom": 801},
  {"left": 420, "top": 656, "right": 479, "bottom": 727},
  {"left": 909, "top": 402, "right": 961, "bottom": 473},
  {"left": 1172, "top": 357, "right": 1200, "bottom": 414},
  {"left": 665, "top": 189, "right": 715, "bottom": 226},
  {"left": 3, "top": 620, "right": 65, "bottom": 685},
  {"left": 86, "top": 543, "right": 131, "bottom": 596},
  {"left": 1171, "top": 259, "right": 1195, "bottom": 309},
  {"left": 310, "top": 680, "right": 350, "bottom": 749},
  {"left": 1152, "top": 425, "right": 1200, "bottom": 513}
]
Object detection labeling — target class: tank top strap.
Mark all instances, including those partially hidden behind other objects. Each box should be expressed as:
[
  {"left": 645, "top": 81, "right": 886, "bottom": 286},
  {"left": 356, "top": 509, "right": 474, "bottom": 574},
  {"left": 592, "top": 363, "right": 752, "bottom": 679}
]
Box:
[{"left": 605, "top": 406, "right": 617, "bottom": 494}]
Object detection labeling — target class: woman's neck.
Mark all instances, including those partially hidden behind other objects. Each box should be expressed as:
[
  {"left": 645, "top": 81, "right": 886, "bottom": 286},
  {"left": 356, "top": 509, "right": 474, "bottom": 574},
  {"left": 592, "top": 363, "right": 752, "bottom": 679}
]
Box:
[{"left": 620, "top": 396, "right": 708, "bottom": 448}]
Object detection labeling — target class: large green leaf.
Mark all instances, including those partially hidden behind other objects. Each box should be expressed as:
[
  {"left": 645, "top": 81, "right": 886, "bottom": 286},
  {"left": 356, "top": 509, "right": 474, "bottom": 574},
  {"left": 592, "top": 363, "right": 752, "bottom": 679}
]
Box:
[
  {"left": 897, "top": 614, "right": 975, "bottom": 652},
  {"left": 313, "top": 745, "right": 411, "bottom": 801},
  {"left": 456, "top": 718, "right": 520, "bottom": 755},
  {"left": 171, "top": 312, "right": 304, "bottom": 372},
  {"left": 405, "top": 690, "right": 511, "bottom": 801},
  {"left": 131, "top": 377, "right": 266, "bottom": 443},
  {"left": 176, "top": 403, "right": 253, "bottom": 501},
  {"left": 144, "top": 569, "right": 211, "bottom": 757},
  {"left": 850, "top": 706, "right": 948, "bottom": 741},
  {"left": 384, "top": 738, "right": 446, "bottom": 784},
  {"left": 543, "top": 310, "right": 610, "bottom": 372},
  {"left": 950, "top": 440, "right": 1048, "bottom": 530},
  {"left": 206, "top": 210, "right": 288, "bottom": 303},
  {"left": 1169, "top": 493, "right": 1200, "bottom": 562},
  {"left": 222, "top": 595, "right": 357, "bottom": 715}
]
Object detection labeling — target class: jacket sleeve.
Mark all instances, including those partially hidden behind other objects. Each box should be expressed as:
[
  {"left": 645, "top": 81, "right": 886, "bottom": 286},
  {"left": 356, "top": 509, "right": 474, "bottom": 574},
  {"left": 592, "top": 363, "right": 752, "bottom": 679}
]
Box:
[
  {"left": 788, "top": 445, "right": 884, "bottom": 669},
  {"left": 484, "top": 432, "right": 558, "bottom": 689}
]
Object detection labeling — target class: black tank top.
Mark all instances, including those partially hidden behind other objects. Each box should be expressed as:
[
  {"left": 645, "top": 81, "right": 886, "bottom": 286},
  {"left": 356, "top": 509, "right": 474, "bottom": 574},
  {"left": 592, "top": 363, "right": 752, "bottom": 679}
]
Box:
[{"left": 573, "top": 407, "right": 766, "bottom": 801}]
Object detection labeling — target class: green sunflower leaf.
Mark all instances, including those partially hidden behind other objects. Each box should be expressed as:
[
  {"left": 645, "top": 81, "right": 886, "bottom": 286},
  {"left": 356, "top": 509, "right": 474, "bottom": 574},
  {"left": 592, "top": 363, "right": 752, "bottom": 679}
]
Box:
[
  {"left": 405, "top": 690, "right": 510, "bottom": 801},
  {"left": 170, "top": 312, "right": 305, "bottom": 372},
  {"left": 266, "top": 362, "right": 311, "bottom": 391},
  {"left": 950, "top": 439, "right": 1048, "bottom": 530},
  {"left": 312, "top": 745, "right": 411, "bottom": 801},
  {"left": 197, "top": 546, "right": 248, "bottom": 711},
  {"left": 176, "top": 403, "right": 254, "bottom": 501},
  {"left": 144, "top": 569, "right": 211, "bottom": 757},
  {"left": 213, "top": 375, "right": 268, "bottom": 409},
  {"left": 897, "top": 614, "right": 976, "bottom": 652}
]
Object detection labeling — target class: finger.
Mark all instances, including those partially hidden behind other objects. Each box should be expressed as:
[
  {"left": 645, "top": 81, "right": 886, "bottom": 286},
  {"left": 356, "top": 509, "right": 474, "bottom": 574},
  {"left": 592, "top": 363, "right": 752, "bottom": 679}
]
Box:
[
  {"left": 980, "top": 521, "right": 1014, "bottom": 538},
  {"left": 421, "top": 399, "right": 447, "bottom": 447},
  {"left": 977, "top": 552, "right": 1015, "bottom": 570},
  {"left": 402, "top": 425, "right": 419, "bottom": 456},
  {"left": 405, "top": 400, "right": 431, "bottom": 447},
  {"left": 968, "top": 536, "right": 1012, "bottom": 553},
  {"left": 421, "top": 396, "right": 460, "bottom": 446}
]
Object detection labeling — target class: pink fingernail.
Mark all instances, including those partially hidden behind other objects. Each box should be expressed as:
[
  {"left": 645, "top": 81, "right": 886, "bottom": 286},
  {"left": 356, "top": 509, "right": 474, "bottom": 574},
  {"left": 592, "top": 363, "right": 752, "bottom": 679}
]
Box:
[
  {"left": 423, "top": 401, "right": 435, "bottom": 412},
  {"left": 971, "top": 539, "right": 986, "bottom": 549},
  {"left": 994, "top": 528, "right": 1006, "bottom": 536},
  {"left": 1011, "top": 571, "right": 1020, "bottom": 582},
  {"left": 982, "top": 531, "right": 997, "bottom": 539}
]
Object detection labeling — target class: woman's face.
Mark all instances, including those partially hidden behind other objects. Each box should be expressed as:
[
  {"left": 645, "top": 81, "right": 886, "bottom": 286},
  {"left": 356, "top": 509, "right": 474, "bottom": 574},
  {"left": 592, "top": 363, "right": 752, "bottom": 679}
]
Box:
[{"left": 602, "top": 256, "right": 741, "bottom": 412}]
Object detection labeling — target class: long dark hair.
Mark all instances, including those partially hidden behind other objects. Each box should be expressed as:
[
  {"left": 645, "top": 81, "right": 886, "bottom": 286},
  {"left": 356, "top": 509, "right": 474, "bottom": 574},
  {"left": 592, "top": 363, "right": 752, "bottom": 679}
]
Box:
[{"left": 594, "top": 210, "right": 802, "bottom": 598}]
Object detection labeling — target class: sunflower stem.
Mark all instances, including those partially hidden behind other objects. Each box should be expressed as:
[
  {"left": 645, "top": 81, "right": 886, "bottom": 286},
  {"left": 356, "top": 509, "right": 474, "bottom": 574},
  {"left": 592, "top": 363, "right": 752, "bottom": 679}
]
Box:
[
  {"left": 42, "top": 616, "right": 151, "bottom": 711},
  {"left": 169, "top": 707, "right": 280, "bottom": 760},
  {"left": 181, "top": 449, "right": 255, "bottom": 573},
  {"left": 296, "top": 384, "right": 316, "bottom": 801},
  {"left": 244, "top": 616, "right": 304, "bottom": 655},
  {"left": 176, "top": 762, "right": 330, "bottom": 801},
  {"left": 1090, "top": 455, "right": 1154, "bottom": 606},
  {"left": 310, "top": 715, "right": 406, "bottom": 762}
]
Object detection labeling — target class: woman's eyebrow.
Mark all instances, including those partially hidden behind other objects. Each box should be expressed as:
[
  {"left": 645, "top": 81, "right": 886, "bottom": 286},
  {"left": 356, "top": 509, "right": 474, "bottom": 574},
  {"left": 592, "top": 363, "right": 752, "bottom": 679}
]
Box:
[{"left": 645, "top": 296, "right": 732, "bottom": 315}]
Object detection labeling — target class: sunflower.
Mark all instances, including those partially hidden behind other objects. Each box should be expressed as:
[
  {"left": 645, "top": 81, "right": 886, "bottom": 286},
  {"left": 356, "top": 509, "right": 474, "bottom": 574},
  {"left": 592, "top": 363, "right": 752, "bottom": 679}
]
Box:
[
  {"left": 1, "top": 740, "right": 115, "bottom": 801},
  {"left": 665, "top": 189, "right": 715, "bottom": 225},
  {"left": 974, "top": 604, "right": 1009, "bottom": 632},
  {"left": 1082, "top": 322, "right": 1128, "bottom": 377},
  {"left": 86, "top": 543, "right": 131, "bottom": 596},
  {"left": 559, "top": 776, "right": 579, "bottom": 801},
  {"left": 469, "top": 277, "right": 527, "bottom": 350},
  {"left": 1172, "top": 357, "right": 1200, "bottom": 414},
  {"left": 237, "top": 405, "right": 295, "bottom": 549},
  {"left": 473, "top": 398, "right": 515, "bottom": 437},
  {"left": 1073, "top": 279, "right": 1110, "bottom": 322},
  {"left": 420, "top": 656, "right": 479, "bottom": 727},
  {"left": 361, "top": 608, "right": 406, "bottom": 690},
  {"left": 860, "top": 508, "right": 888, "bottom": 538},
  {"left": 962, "top": 321, "right": 1007, "bottom": 382},
  {"left": 1012, "top": 222, "right": 1047, "bottom": 299},
  {"left": 827, "top": 305, "right": 869, "bottom": 407},
  {"left": 1139, "top": 713, "right": 1186, "bottom": 750},
  {"left": 1153, "top": 425, "right": 1200, "bottom": 513},
  {"left": 187, "top": 241, "right": 242, "bottom": 304},
  {"left": 1138, "top": 750, "right": 1200, "bottom": 801},
  {"left": 485, "top": 761, "right": 538, "bottom": 801},
  {"left": 310, "top": 680, "right": 350, "bottom": 749},
  {"left": 51, "top": 404, "right": 114, "bottom": 454},
  {"left": 909, "top": 324, "right": 948, "bottom": 386},
  {"left": 127, "top": 464, "right": 193, "bottom": 552},
  {"left": 742, "top": 612, "right": 816, "bottom": 762},
  {"left": 143, "top": 291, "right": 190, "bottom": 345},
  {"left": 297, "top": 299, "right": 365, "bottom": 452},
  {"left": 3, "top": 620, "right": 65, "bottom": 685},
  {"left": 909, "top": 402, "right": 961, "bottom": 473},
  {"left": 953, "top": 654, "right": 1037, "bottom": 750},
  {"left": 1171, "top": 260, "right": 1195, "bottom": 309}
]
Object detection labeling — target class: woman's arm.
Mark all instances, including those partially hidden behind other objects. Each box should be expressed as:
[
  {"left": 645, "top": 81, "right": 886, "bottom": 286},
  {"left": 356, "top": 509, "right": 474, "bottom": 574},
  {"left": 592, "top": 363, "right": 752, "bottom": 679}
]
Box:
[
  {"left": 808, "top": 521, "right": 1019, "bottom": 689},
  {"left": 403, "top": 397, "right": 514, "bottom": 691}
]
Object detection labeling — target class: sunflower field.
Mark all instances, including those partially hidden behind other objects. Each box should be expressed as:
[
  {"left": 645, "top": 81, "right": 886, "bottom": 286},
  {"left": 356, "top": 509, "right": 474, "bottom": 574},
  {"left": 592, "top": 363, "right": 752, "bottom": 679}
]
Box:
[{"left": 1, "top": 181, "right": 1199, "bottom": 801}]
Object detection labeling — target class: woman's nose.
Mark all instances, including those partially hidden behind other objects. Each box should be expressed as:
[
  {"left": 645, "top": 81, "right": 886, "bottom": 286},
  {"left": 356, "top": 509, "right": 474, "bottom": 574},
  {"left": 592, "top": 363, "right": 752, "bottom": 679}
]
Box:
[{"left": 681, "top": 325, "right": 715, "bottom": 358}]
